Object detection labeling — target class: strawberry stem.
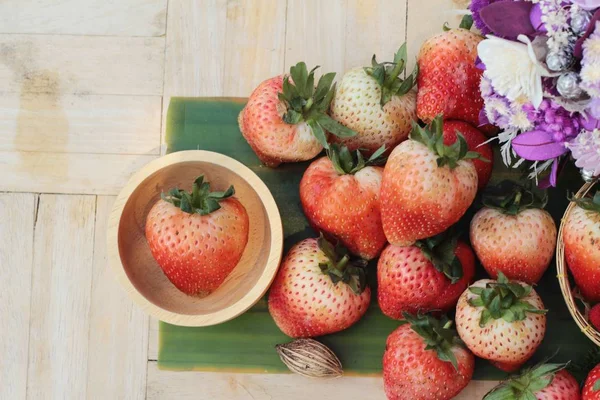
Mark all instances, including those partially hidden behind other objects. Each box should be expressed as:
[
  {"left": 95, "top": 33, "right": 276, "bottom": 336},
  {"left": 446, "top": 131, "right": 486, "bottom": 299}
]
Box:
[
  {"left": 484, "top": 361, "right": 569, "bottom": 400},
  {"left": 327, "top": 144, "right": 386, "bottom": 175},
  {"left": 415, "top": 230, "right": 463, "bottom": 284},
  {"left": 482, "top": 180, "right": 547, "bottom": 216},
  {"left": 316, "top": 234, "right": 367, "bottom": 295},
  {"left": 161, "top": 175, "right": 234, "bottom": 216}
]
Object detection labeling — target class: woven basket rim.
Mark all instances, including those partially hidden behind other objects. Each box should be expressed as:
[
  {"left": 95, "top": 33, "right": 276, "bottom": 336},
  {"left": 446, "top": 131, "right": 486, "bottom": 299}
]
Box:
[{"left": 556, "top": 179, "right": 600, "bottom": 345}]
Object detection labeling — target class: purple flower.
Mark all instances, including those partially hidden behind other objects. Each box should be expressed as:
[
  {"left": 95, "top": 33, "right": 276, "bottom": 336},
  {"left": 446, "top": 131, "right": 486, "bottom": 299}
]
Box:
[
  {"left": 469, "top": 0, "right": 508, "bottom": 35},
  {"left": 571, "top": 0, "right": 600, "bottom": 10}
]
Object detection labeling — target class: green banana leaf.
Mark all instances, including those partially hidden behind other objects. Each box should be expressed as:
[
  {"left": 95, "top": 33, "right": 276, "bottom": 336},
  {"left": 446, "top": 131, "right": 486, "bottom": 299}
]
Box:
[{"left": 159, "top": 97, "right": 595, "bottom": 380}]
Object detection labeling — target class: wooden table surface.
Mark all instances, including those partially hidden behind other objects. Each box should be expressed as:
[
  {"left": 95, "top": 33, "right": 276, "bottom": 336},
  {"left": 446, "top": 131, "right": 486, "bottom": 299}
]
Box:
[{"left": 0, "top": 1, "right": 498, "bottom": 398}]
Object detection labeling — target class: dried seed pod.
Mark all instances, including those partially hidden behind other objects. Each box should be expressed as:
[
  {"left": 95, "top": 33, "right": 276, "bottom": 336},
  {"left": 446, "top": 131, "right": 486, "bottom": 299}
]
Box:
[{"left": 275, "top": 338, "right": 343, "bottom": 378}]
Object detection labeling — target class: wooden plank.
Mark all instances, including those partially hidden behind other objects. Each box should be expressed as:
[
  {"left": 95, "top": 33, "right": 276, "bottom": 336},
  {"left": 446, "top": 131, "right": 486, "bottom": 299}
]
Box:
[
  {"left": 161, "top": 0, "right": 228, "bottom": 150},
  {"left": 0, "top": 151, "right": 157, "bottom": 195},
  {"left": 0, "top": 35, "right": 165, "bottom": 95},
  {"left": 87, "top": 196, "right": 149, "bottom": 400},
  {"left": 344, "top": 0, "right": 408, "bottom": 71},
  {"left": 146, "top": 362, "right": 497, "bottom": 399},
  {"left": 26, "top": 195, "right": 96, "bottom": 399},
  {"left": 0, "top": 94, "right": 162, "bottom": 155},
  {"left": 284, "top": 0, "right": 347, "bottom": 78},
  {"left": 148, "top": 318, "right": 160, "bottom": 361},
  {"left": 222, "top": 0, "right": 287, "bottom": 97},
  {"left": 406, "top": 0, "right": 467, "bottom": 72},
  {"left": 0, "top": 193, "right": 36, "bottom": 400},
  {"left": 0, "top": 0, "right": 167, "bottom": 36}
]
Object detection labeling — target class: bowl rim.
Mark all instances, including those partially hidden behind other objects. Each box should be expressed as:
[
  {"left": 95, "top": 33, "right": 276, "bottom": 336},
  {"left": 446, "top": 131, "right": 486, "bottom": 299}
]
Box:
[{"left": 106, "top": 150, "right": 283, "bottom": 327}]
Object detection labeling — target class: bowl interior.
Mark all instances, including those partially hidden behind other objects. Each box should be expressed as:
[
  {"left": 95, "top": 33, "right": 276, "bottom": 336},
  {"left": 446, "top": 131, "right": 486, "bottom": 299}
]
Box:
[{"left": 118, "top": 160, "right": 271, "bottom": 316}]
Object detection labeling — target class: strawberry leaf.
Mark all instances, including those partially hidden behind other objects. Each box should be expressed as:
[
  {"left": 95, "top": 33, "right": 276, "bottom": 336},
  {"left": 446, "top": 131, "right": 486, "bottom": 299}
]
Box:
[
  {"left": 459, "top": 14, "right": 474, "bottom": 30},
  {"left": 484, "top": 362, "right": 568, "bottom": 400},
  {"left": 314, "top": 114, "right": 356, "bottom": 138},
  {"left": 415, "top": 230, "right": 463, "bottom": 284},
  {"left": 327, "top": 144, "right": 387, "bottom": 175},
  {"left": 308, "top": 120, "right": 329, "bottom": 149},
  {"left": 594, "top": 378, "right": 600, "bottom": 392},
  {"left": 161, "top": 175, "right": 235, "bottom": 216},
  {"left": 574, "top": 190, "right": 600, "bottom": 214},
  {"left": 317, "top": 233, "right": 368, "bottom": 295},
  {"left": 482, "top": 180, "right": 547, "bottom": 216}
]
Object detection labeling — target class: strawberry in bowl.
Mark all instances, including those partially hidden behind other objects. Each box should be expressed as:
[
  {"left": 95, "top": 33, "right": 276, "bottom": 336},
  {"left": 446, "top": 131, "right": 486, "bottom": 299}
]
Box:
[
  {"left": 238, "top": 62, "right": 356, "bottom": 167},
  {"left": 456, "top": 273, "right": 547, "bottom": 372},
  {"left": 268, "top": 235, "right": 370, "bottom": 338},
  {"left": 329, "top": 43, "right": 418, "bottom": 154},
  {"left": 145, "top": 175, "right": 249, "bottom": 297},
  {"left": 300, "top": 144, "right": 387, "bottom": 260}
]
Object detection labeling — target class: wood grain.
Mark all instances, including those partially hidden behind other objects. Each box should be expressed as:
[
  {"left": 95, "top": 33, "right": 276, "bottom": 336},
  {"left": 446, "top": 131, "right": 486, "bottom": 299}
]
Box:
[
  {"left": 1, "top": 94, "right": 162, "bottom": 155},
  {"left": 26, "top": 195, "right": 96, "bottom": 399},
  {"left": 284, "top": 0, "right": 347, "bottom": 78},
  {"left": 161, "top": 0, "right": 228, "bottom": 150},
  {"left": 146, "top": 362, "right": 497, "bottom": 399},
  {"left": 0, "top": 0, "right": 167, "bottom": 36},
  {"left": 0, "top": 193, "right": 36, "bottom": 400},
  {"left": 148, "top": 318, "right": 160, "bottom": 361},
  {"left": 0, "top": 34, "right": 165, "bottom": 95},
  {"left": 344, "top": 0, "right": 408, "bottom": 71},
  {"left": 87, "top": 196, "right": 149, "bottom": 400},
  {"left": 223, "top": 0, "right": 287, "bottom": 97},
  {"left": 0, "top": 151, "right": 157, "bottom": 195}
]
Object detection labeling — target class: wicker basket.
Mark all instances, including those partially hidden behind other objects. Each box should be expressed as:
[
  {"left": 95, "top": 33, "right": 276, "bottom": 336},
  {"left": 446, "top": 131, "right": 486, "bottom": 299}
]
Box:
[{"left": 557, "top": 179, "right": 600, "bottom": 346}]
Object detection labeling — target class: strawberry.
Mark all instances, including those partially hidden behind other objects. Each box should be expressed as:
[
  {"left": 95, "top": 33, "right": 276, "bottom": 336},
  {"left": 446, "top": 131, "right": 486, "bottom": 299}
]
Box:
[
  {"left": 583, "top": 364, "right": 600, "bottom": 399},
  {"left": 484, "top": 363, "right": 580, "bottom": 400},
  {"left": 329, "top": 44, "right": 418, "bottom": 154},
  {"left": 145, "top": 176, "right": 249, "bottom": 297},
  {"left": 380, "top": 116, "right": 480, "bottom": 246},
  {"left": 417, "top": 16, "right": 484, "bottom": 127},
  {"left": 564, "top": 191, "right": 600, "bottom": 302},
  {"left": 443, "top": 120, "right": 493, "bottom": 189},
  {"left": 238, "top": 62, "right": 356, "bottom": 167},
  {"left": 383, "top": 313, "right": 474, "bottom": 400},
  {"left": 470, "top": 181, "right": 557, "bottom": 284},
  {"left": 377, "top": 231, "right": 475, "bottom": 318},
  {"left": 268, "top": 236, "right": 371, "bottom": 338},
  {"left": 300, "top": 144, "right": 386, "bottom": 260},
  {"left": 455, "top": 273, "right": 547, "bottom": 372},
  {"left": 590, "top": 304, "right": 600, "bottom": 332}
]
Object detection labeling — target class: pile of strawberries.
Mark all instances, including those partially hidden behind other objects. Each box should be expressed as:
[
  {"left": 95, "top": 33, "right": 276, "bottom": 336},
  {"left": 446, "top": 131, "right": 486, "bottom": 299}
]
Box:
[{"left": 142, "top": 16, "right": 600, "bottom": 400}]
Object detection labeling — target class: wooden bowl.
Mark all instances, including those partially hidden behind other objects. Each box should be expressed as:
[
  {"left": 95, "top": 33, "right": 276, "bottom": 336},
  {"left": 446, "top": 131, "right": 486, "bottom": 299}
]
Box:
[
  {"left": 107, "top": 150, "right": 283, "bottom": 327},
  {"left": 556, "top": 179, "right": 600, "bottom": 345}
]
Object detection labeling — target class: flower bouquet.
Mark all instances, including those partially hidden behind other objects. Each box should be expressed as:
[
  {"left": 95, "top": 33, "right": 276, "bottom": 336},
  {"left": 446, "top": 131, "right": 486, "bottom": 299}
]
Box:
[{"left": 471, "top": 0, "right": 600, "bottom": 185}]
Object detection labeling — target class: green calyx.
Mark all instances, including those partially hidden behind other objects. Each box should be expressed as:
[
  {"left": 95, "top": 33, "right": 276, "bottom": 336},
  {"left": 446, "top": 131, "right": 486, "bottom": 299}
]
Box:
[
  {"left": 364, "top": 43, "right": 419, "bottom": 106},
  {"left": 278, "top": 62, "right": 357, "bottom": 149},
  {"left": 573, "top": 190, "right": 600, "bottom": 214},
  {"left": 482, "top": 180, "right": 548, "bottom": 216},
  {"left": 400, "top": 313, "right": 463, "bottom": 371},
  {"left": 327, "top": 144, "right": 386, "bottom": 175},
  {"left": 161, "top": 175, "right": 234, "bottom": 216},
  {"left": 317, "top": 234, "right": 367, "bottom": 295},
  {"left": 414, "top": 230, "right": 463, "bottom": 284},
  {"left": 484, "top": 362, "right": 569, "bottom": 400},
  {"left": 443, "top": 15, "right": 474, "bottom": 32},
  {"left": 468, "top": 273, "right": 547, "bottom": 328},
  {"left": 410, "top": 115, "right": 485, "bottom": 169}
]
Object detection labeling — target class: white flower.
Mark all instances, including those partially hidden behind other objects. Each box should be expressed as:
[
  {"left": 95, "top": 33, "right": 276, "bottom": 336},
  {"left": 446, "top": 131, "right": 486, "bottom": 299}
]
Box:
[
  {"left": 510, "top": 110, "right": 534, "bottom": 131},
  {"left": 478, "top": 35, "right": 553, "bottom": 109},
  {"left": 567, "top": 130, "right": 600, "bottom": 176}
]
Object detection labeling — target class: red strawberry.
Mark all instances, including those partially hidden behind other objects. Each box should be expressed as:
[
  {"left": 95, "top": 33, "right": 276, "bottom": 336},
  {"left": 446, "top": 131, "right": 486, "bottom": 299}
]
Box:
[
  {"left": 456, "top": 274, "right": 547, "bottom": 372},
  {"left": 238, "top": 62, "right": 356, "bottom": 167},
  {"left": 564, "top": 191, "right": 600, "bottom": 302},
  {"left": 381, "top": 116, "right": 479, "bottom": 246},
  {"left": 417, "top": 16, "right": 484, "bottom": 127},
  {"left": 329, "top": 44, "right": 418, "bottom": 154},
  {"left": 383, "top": 313, "right": 474, "bottom": 400},
  {"left": 145, "top": 176, "right": 249, "bottom": 297},
  {"left": 300, "top": 145, "right": 386, "bottom": 260},
  {"left": 470, "top": 181, "right": 557, "bottom": 284},
  {"left": 443, "top": 120, "right": 493, "bottom": 189},
  {"left": 484, "top": 363, "right": 580, "bottom": 400},
  {"left": 268, "top": 236, "right": 371, "bottom": 338},
  {"left": 590, "top": 304, "right": 600, "bottom": 332},
  {"left": 583, "top": 364, "right": 600, "bottom": 400},
  {"left": 377, "top": 232, "right": 475, "bottom": 318}
]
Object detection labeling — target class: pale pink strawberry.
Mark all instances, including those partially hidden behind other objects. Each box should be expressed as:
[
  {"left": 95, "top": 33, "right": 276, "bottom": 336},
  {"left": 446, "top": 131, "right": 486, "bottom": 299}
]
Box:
[
  {"left": 300, "top": 145, "right": 386, "bottom": 260},
  {"left": 330, "top": 44, "right": 417, "bottom": 154},
  {"left": 456, "top": 274, "right": 547, "bottom": 373},
  {"left": 238, "top": 62, "right": 356, "bottom": 167},
  {"left": 268, "top": 237, "right": 370, "bottom": 338},
  {"left": 484, "top": 364, "right": 580, "bottom": 400},
  {"left": 383, "top": 313, "right": 474, "bottom": 400}
]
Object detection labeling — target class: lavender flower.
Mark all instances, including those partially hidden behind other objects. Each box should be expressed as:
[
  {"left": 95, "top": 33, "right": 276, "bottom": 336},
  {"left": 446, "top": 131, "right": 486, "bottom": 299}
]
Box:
[
  {"left": 567, "top": 130, "right": 600, "bottom": 176},
  {"left": 581, "top": 21, "right": 600, "bottom": 98}
]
